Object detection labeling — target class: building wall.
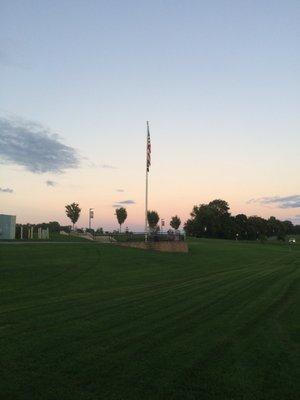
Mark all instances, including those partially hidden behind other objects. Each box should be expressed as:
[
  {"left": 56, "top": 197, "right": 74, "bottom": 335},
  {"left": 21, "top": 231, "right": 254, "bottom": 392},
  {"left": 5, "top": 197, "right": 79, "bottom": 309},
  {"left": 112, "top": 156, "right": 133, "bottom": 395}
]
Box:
[{"left": 0, "top": 214, "right": 16, "bottom": 240}]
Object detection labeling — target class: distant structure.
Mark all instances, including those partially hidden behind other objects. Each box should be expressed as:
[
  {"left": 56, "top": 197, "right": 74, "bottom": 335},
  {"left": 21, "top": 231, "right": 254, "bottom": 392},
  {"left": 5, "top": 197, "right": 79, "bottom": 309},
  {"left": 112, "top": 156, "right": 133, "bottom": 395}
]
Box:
[{"left": 0, "top": 214, "right": 16, "bottom": 240}]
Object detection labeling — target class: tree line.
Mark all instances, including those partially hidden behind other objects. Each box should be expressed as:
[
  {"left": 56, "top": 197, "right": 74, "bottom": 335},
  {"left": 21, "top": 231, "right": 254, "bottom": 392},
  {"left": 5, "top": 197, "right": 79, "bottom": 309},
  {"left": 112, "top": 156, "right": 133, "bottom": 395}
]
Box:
[
  {"left": 17, "top": 199, "right": 299, "bottom": 241},
  {"left": 184, "top": 199, "right": 299, "bottom": 240},
  {"left": 63, "top": 199, "right": 299, "bottom": 240}
]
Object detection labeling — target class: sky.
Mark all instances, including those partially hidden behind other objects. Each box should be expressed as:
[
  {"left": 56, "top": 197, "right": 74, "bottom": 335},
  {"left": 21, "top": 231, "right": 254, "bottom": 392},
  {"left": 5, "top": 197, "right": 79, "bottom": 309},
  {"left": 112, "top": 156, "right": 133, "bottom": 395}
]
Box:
[{"left": 0, "top": 0, "right": 299, "bottom": 231}]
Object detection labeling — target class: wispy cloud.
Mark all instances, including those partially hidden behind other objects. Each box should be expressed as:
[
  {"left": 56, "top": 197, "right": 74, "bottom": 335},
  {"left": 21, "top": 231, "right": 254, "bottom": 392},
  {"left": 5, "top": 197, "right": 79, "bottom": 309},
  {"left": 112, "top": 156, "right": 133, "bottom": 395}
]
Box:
[
  {"left": 248, "top": 195, "right": 300, "bottom": 209},
  {"left": 118, "top": 199, "right": 135, "bottom": 204},
  {"left": 46, "top": 180, "right": 58, "bottom": 187},
  {"left": 88, "top": 161, "right": 117, "bottom": 169},
  {"left": 116, "top": 189, "right": 124, "bottom": 192},
  {"left": 0, "top": 116, "right": 80, "bottom": 173},
  {"left": 0, "top": 187, "right": 13, "bottom": 193},
  {"left": 112, "top": 199, "right": 136, "bottom": 208}
]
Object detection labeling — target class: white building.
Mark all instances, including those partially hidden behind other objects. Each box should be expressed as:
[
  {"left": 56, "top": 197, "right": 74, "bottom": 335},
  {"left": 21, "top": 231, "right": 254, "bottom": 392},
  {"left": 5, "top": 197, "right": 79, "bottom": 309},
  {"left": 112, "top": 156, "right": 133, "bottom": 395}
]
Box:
[{"left": 0, "top": 214, "right": 16, "bottom": 240}]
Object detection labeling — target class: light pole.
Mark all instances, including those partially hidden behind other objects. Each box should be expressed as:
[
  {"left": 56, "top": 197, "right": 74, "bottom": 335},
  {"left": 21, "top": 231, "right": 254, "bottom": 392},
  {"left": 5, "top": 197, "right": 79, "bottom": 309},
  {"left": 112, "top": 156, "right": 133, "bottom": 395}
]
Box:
[{"left": 89, "top": 208, "right": 94, "bottom": 230}]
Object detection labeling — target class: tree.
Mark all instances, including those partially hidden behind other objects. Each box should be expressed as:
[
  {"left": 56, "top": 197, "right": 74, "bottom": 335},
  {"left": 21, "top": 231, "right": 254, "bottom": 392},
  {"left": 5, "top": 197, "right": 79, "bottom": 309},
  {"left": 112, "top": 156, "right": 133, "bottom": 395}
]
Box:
[
  {"left": 48, "top": 221, "right": 60, "bottom": 233},
  {"left": 184, "top": 200, "right": 231, "bottom": 238},
  {"left": 234, "top": 214, "right": 249, "bottom": 240},
  {"left": 184, "top": 204, "right": 213, "bottom": 237},
  {"left": 65, "top": 203, "right": 81, "bottom": 230},
  {"left": 282, "top": 220, "right": 293, "bottom": 235},
  {"left": 115, "top": 207, "right": 127, "bottom": 232},
  {"left": 147, "top": 210, "right": 159, "bottom": 231},
  {"left": 170, "top": 215, "right": 181, "bottom": 231},
  {"left": 208, "top": 199, "right": 230, "bottom": 216},
  {"left": 267, "top": 216, "right": 282, "bottom": 237},
  {"left": 184, "top": 198, "right": 298, "bottom": 241},
  {"left": 247, "top": 216, "right": 268, "bottom": 240}
]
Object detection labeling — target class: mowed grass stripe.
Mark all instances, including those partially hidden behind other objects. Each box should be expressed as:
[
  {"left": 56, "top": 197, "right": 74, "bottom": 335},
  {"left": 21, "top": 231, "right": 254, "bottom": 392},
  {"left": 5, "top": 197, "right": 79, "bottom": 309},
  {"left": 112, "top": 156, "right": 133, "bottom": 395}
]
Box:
[
  {"left": 1, "top": 246, "right": 296, "bottom": 344},
  {"left": 0, "top": 240, "right": 299, "bottom": 400},
  {"left": 0, "top": 254, "right": 287, "bottom": 335}
]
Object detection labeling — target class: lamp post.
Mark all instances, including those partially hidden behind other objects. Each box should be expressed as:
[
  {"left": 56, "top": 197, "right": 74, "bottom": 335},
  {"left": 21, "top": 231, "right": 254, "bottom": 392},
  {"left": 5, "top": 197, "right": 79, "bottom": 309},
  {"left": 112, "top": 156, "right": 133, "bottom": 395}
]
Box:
[{"left": 89, "top": 208, "right": 94, "bottom": 230}]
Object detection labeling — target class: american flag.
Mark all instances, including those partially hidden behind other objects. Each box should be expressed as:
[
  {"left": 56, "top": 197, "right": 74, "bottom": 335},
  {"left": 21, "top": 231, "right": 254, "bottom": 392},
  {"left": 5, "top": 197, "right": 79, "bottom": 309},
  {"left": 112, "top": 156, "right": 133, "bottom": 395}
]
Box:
[{"left": 147, "top": 121, "right": 151, "bottom": 172}]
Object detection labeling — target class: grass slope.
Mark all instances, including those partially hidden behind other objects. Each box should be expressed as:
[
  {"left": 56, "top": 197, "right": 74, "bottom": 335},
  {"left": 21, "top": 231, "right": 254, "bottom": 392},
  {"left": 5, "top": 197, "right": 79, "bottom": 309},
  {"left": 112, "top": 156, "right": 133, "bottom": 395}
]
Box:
[{"left": 0, "top": 240, "right": 299, "bottom": 400}]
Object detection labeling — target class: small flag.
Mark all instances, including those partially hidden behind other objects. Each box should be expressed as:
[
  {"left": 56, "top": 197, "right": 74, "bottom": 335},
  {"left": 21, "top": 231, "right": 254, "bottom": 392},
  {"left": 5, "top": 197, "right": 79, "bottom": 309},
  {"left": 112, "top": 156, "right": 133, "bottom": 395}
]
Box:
[{"left": 147, "top": 122, "right": 151, "bottom": 172}]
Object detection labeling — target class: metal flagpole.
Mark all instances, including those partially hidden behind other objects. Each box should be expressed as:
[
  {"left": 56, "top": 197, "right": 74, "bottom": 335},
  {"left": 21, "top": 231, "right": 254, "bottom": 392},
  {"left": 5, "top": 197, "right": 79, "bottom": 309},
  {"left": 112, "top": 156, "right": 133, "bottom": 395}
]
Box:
[{"left": 145, "top": 121, "right": 149, "bottom": 242}]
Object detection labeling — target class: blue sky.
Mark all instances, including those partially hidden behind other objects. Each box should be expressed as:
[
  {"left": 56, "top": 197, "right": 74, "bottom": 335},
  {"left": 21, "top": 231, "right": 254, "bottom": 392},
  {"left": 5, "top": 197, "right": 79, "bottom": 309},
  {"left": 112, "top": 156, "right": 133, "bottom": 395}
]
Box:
[{"left": 1, "top": 1, "right": 299, "bottom": 229}]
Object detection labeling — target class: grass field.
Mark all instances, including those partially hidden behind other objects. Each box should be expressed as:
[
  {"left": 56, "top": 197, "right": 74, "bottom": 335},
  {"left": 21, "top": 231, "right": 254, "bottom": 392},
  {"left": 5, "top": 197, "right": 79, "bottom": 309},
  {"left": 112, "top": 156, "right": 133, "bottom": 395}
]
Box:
[{"left": 0, "top": 239, "right": 299, "bottom": 400}]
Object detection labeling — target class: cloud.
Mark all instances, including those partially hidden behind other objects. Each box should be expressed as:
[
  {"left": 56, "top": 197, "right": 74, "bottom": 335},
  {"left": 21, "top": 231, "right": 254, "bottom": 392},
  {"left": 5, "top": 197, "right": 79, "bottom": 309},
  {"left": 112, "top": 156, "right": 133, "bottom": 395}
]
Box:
[
  {"left": 46, "top": 180, "right": 57, "bottom": 187},
  {"left": 118, "top": 199, "right": 135, "bottom": 204},
  {"left": 0, "top": 187, "right": 13, "bottom": 193},
  {"left": 0, "top": 116, "right": 80, "bottom": 173},
  {"left": 248, "top": 195, "right": 300, "bottom": 209},
  {"left": 116, "top": 189, "right": 124, "bottom": 192},
  {"left": 112, "top": 199, "right": 136, "bottom": 208},
  {"left": 88, "top": 161, "right": 117, "bottom": 169}
]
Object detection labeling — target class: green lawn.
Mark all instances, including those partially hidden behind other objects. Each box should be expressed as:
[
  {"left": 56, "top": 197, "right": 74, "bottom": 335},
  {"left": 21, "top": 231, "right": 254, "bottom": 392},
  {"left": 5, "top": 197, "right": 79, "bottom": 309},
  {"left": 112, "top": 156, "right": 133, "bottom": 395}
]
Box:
[{"left": 0, "top": 240, "right": 299, "bottom": 400}]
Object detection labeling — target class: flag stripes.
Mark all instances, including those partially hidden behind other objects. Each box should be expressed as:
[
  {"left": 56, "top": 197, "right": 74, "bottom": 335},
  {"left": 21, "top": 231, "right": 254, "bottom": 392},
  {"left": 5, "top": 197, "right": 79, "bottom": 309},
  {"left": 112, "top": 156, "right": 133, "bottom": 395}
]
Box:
[{"left": 147, "top": 122, "right": 151, "bottom": 172}]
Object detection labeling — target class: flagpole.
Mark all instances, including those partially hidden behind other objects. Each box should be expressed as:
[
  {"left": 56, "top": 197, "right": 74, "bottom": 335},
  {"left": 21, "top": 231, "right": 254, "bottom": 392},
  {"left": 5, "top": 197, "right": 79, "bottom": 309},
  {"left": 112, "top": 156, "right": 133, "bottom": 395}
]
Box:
[{"left": 145, "top": 121, "right": 149, "bottom": 242}]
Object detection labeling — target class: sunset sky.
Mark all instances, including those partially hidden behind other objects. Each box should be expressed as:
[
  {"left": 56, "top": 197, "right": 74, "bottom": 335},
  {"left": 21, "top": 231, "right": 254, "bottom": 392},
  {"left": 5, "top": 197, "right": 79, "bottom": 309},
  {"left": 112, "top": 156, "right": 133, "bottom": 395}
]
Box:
[{"left": 1, "top": 1, "right": 299, "bottom": 231}]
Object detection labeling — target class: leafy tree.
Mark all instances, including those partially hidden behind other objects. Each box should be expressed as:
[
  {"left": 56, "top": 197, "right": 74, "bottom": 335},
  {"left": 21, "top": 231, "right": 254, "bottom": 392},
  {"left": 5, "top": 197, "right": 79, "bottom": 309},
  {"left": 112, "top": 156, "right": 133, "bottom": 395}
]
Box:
[
  {"left": 184, "top": 204, "right": 211, "bottom": 237},
  {"left": 48, "top": 221, "right": 60, "bottom": 233},
  {"left": 170, "top": 215, "right": 181, "bottom": 231},
  {"left": 65, "top": 203, "right": 81, "bottom": 230},
  {"left": 208, "top": 199, "right": 230, "bottom": 216},
  {"left": 294, "top": 224, "right": 300, "bottom": 234},
  {"left": 248, "top": 216, "right": 268, "bottom": 240},
  {"left": 267, "top": 216, "right": 282, "bottom": 237},
  {"left": 115, "top": 207, "right": 127, "bottom": 232},
  {"left": 235, "top": 214, "right": 249, "bottom": 240},
  {"left": 282, "top": 220, "right": 293, "bottom": 235},
  {"left": 184, "top": 200, "right": 230, "bottom": 238},
  {"left": 147, "top": 211, "right": 159, "bottom": 231},
  {"left": 183, "top": 199, "right": 294, "bottom": 241}
]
